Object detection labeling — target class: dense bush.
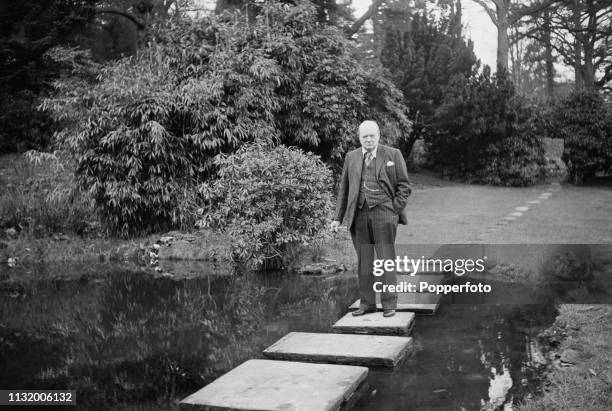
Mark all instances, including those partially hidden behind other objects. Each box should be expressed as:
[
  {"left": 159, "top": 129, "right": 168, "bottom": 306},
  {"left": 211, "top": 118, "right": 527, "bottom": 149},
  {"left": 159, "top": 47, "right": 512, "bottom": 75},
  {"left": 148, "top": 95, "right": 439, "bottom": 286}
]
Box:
[
  {"left": 198, "top": 143, "right": 333, "bottom": 270},
  {"left": 427, "top": 67, "right": 548, "bottom": 186},
  {"left": 44, "top": 2, "right": 409, "bottom": 236},
  {"left": 0, "top": 152, "right": 94, "bottom": 236},
  {"left": 550, "top": 91, "right": 612, "bottom": 184}
]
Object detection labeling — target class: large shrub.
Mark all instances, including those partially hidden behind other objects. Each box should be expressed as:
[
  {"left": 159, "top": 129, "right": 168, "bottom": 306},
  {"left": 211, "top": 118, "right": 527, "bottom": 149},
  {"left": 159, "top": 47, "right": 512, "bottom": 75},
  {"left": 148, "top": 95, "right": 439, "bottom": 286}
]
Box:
[
  {"left": 198, "top": 143, "right": 333, "bottom": 270},
  {"left": 427, "top": 67, "right": 548, "bottom": 186},
  {"left": 44, "top": 2, "right": 409, "bottom": 236},
  {"left": 550, "top": 91, "right": 612, "bottom": 184}
]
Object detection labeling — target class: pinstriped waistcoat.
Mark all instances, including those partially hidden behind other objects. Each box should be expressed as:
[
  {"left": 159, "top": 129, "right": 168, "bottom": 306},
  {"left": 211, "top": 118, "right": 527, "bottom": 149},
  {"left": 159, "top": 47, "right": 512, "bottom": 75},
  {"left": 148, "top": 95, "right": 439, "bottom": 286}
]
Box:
[{"left": 357, "top": 156, "right": 392, "bottom": 209}]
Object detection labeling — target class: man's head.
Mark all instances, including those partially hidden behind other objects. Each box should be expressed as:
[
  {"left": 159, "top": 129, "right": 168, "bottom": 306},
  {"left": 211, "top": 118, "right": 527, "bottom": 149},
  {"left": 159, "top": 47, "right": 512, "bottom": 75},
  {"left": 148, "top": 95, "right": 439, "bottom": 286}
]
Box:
[{"left": 359, "top": 120, "right": 380, "bottom": 152}]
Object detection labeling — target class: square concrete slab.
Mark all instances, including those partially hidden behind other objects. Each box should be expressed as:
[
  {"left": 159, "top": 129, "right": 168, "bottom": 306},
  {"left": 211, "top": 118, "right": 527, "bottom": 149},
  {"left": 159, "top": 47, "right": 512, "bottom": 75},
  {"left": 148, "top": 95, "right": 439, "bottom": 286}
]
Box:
[
  {"left": 332, "top": 311, "right": 415, "bottom": 335},
  {"left": 180, "top": 359, "right": 368, "bottom": 411},
  {"left": 349, "top": 292, "right": 441, "bottom": 314},
  {"left": 263, "top": 332, "right": 413, "bottom": 367}
]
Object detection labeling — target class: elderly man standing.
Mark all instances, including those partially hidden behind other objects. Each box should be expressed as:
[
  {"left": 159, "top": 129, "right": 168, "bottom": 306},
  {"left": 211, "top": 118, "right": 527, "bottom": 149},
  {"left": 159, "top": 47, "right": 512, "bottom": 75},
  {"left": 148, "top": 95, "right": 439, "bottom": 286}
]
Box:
[{"left": 331, "top": 120, "right": 412, "bottom": 317}]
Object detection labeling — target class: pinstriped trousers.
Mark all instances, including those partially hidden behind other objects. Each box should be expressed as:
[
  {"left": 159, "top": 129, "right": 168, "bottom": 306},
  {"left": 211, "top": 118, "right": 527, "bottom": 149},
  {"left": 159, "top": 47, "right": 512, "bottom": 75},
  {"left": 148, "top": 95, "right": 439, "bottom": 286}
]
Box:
[{"left": 350, "top": 199, "right": 398, "bottom": 310}]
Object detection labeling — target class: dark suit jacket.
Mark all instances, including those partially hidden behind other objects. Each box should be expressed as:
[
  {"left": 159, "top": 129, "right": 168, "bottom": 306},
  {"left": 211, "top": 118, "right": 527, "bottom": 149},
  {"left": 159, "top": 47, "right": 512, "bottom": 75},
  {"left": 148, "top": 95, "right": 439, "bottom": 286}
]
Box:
[{"left": 334, "top": 144, "right": 412, "bottom": 229}]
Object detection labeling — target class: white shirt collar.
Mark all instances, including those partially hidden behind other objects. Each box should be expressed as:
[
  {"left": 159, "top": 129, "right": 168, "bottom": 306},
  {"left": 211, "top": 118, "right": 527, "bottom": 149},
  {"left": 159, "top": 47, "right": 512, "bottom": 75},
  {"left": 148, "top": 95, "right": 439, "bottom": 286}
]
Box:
[{"left": 362, "top": 146, "right": 378, "bottom": 158}]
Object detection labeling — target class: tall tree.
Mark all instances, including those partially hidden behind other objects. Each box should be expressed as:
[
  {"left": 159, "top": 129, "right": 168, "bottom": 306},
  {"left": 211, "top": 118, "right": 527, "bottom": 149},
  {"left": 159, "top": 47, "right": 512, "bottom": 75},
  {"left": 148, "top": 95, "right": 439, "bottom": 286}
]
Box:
[
  {"left": 542, "top": 7, "right": 555, "bottom": 96},
  {"left": 548, "top": 0, "right": 612, "bottom": 90},
  {"left": 509, "top": 31, "right": 553, "bottom": 98},
  {"left": 378, "top": 0, "right": 478, "bottom": 151},
  {"left": 508, "top": 1, "right": 559, "bottom": 98},
  {"left": 470, "top": 0, "right": 559, "bottom": 71},
  {"left": 520, "top": 0, "right": 612, "bottom": 91}
]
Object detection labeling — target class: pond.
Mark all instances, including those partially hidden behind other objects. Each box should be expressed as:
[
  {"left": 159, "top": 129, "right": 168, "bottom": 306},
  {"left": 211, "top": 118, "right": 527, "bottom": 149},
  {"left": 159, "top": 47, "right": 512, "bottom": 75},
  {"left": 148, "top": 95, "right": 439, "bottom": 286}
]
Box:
[{"left": 0, "top": 263, "right": 560, "bottom": 410}]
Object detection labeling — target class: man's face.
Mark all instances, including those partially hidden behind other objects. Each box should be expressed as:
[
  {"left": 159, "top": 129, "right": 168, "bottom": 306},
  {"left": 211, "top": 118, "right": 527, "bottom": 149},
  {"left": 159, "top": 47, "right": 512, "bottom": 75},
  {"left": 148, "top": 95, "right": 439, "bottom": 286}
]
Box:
[{"left": 359, "top": 128, "right": 380, "bottom": 152}]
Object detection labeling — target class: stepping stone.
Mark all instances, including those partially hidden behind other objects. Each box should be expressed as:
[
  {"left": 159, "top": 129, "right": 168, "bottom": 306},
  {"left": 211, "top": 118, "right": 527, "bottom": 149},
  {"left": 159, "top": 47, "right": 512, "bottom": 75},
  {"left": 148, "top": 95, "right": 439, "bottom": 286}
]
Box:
[
  {"left": 349, "top": 292, "right": 441, "bottom": 315},
  {"left": 180, "top": 359, "right": 368, "bottom": 411},
  {"left": 263, "top": 332, "right": 413, "bottom": 367},
  {"left": 332, "top": 311, "right": 415, "bottom": 335}
]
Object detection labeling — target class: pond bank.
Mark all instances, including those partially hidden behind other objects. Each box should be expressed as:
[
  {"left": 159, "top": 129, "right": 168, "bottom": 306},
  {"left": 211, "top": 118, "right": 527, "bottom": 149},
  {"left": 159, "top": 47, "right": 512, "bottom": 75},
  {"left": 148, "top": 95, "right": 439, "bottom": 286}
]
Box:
[
  {"left": 0, "top": 231, "right": 357, "bottom": 300},
  {"left": 519, "top": 304, "right": 612, "bottom": 410}
]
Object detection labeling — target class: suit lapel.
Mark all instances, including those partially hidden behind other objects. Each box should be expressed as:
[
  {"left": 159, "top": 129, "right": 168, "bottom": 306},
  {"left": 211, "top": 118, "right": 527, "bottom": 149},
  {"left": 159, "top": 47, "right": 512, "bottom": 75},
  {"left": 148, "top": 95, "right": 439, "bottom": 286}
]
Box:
[
  {"left": 351, "top": 149, "right": 362, "bottom": 183},
  {"left": 375, "top": 145, "right": 385, "bottom": 178}
]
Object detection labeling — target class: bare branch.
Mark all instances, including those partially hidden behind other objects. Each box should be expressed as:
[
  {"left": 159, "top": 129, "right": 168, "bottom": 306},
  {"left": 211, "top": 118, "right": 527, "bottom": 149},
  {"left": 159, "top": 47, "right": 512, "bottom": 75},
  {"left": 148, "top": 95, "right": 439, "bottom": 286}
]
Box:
[
  {"left": 345, "top": 0, "right": 386, "bottom": 37},
  {"left": 471, "top": 0, "right": 499, "bottom": 26},
  {"left": 509, "top": 0, "right": 561, "bottom": 26}
]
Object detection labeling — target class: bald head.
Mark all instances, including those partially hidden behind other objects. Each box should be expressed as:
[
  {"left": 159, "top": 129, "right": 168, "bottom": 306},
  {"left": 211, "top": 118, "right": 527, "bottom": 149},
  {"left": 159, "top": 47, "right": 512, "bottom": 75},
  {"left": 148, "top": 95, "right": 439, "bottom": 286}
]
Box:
[
  {"left": 358, "top": 120, "right": 380, "bottom": 152},
  {"left": 359, "top": 121, "right": 379, "bottom": 137}
]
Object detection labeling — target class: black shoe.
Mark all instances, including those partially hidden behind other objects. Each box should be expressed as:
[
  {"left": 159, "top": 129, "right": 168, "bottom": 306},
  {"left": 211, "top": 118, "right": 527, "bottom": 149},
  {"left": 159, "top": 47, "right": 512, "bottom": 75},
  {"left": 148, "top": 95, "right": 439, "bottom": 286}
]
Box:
[
  {"left": 383, "top": 309, "right": 396, "bottom": 317},
  {"left": 352, "top": 307, "right": 376, "bottom": 316}
]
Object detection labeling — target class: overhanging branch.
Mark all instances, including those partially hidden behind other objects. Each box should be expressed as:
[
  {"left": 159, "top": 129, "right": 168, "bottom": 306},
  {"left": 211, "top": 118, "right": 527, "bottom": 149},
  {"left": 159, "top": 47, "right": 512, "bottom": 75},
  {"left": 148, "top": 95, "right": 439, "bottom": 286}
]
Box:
[
  {"left": 95, "top": 8, "right": 146, "bottom": 30},
  {"left": 509, "top": 0, "right": 561, "bottom": 26}
]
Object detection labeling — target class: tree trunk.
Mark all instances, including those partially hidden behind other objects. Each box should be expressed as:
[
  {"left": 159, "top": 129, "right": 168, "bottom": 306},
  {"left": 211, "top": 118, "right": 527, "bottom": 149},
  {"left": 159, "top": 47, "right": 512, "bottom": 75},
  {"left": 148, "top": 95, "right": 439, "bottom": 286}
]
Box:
[
  {"left": 542, "top": 9, "right": 555, "bottom": 97},
  {"left": 583, "top": 46, "right": 595, "bottom": 90},
  {"left": 509, "top": 24, "right": 521, "bottom": 88},
  {"left": 582, "top": 0, "right": 596, "bottom": 90},
  {"left": 572, "top": 0, "right": 584, "bottom": 90},
  {"left": 497, "top": 4, "right": 510, "bottom": 71}
]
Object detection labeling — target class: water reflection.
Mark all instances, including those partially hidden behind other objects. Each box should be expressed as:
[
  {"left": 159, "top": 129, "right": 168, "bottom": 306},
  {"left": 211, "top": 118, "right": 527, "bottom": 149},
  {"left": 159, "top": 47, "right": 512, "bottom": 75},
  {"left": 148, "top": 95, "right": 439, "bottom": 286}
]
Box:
[
  {"left": 485, "top": 365, "right": 513, "bottom": 410},
  {"left": 1, "top": 266, "right": 557, "bottom": 410},
  {"left": 351, "top": 301, "right": 557, "bottom": 411},
  {"left": 0, "top": 267, "right": 356, "bottom": 408}
]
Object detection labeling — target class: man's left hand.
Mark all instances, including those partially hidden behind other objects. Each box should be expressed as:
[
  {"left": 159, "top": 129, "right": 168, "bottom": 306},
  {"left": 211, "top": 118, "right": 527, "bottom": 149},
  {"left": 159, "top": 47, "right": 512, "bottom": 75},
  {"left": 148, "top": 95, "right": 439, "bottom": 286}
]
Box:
[{"left": 330, "top": 220, "right": 341, "bottom": 232}]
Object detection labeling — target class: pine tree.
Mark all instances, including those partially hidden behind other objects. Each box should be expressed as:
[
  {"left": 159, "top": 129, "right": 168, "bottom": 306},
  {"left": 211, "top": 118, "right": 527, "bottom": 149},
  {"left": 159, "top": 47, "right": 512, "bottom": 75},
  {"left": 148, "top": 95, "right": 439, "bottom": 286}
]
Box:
[{"left": 376, "top": 0, "right": 479, "bottom": 152}]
